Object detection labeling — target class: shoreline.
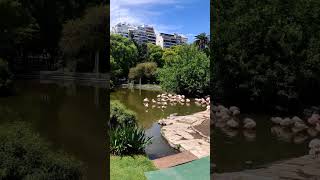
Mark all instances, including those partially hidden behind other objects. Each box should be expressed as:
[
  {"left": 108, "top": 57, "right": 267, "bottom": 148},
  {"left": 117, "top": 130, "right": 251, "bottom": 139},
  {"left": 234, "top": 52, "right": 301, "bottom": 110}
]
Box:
[{"left": 158, "top": 108, "right": 210, "bottom": 158}]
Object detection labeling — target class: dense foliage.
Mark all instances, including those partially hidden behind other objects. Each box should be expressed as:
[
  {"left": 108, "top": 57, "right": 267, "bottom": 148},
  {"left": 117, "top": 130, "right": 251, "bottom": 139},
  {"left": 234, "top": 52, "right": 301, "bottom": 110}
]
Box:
[
  {"left": 0, "top": 58, "right": 13, "bottom": 95},
  {"left": 109, "top": 100, "right": 151, "bottom": 155},
  {"left": 128, "top": 62, "right": 157, "bottom": 83},
  {"left": 110, "top": 34, "right": 138, "bottom": 82},
  {"left": 157, "top": 45, "right": 210, "bottom": 96},
  {"left": 0, "top": 122, "right": 84, "bottom": 179},
  {"left": 110, "top": 100, "right": 136, "bottom": 127},
  {"left": 147, "top": 43, "right": 164, "bottom": 67},
  {"left": 0, "top": 0, "right": 103, "bottom": 73},
  {"left": 212, "top": 0, "right": 320, "bottom": 109},
  {"left": 60, "top": 5, "right": 107, "bottom": 72}
]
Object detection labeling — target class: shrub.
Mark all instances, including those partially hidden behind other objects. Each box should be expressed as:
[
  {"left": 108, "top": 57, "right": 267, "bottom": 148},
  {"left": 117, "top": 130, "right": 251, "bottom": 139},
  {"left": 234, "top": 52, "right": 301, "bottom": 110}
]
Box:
[
  {"left": 157, "top": 45, "right": 209, "bottom": 96},
  {"left": 109, "top": 101, "right": 152, "bottom": 155},
  {"left": 0, "top": 121, "right": 84, "bottom": 179},
  {"left": 110, "top": 124, "right": 152, "bottom": 156},
  {"left": 110, "top": 100, "right": 136, "bottom": 127},
  {"left": 0, "top": 58, "right": 13, "bottom": 96}
]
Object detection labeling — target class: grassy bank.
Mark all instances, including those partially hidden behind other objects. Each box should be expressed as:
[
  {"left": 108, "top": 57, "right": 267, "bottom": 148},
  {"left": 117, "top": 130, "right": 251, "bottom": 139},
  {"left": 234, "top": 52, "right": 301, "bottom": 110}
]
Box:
[{"left": 111, "top": 155, "right": 156, "bottom": 180}]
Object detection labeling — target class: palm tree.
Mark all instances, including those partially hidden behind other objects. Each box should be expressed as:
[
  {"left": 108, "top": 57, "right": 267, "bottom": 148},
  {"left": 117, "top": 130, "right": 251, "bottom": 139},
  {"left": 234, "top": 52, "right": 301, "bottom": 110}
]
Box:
[{"left": 194, "top": 33, "right": 209, "bottom": 50}]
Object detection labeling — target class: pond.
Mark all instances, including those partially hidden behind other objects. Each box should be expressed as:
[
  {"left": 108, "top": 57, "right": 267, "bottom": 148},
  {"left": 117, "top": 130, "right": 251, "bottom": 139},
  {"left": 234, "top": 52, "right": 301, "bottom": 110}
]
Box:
[
  {"left": 0, "top": 80, "right": 108, "bottom": 180},
  {"left": 111, "top": 87, "right": 206, "bottom": 159},
  {"left": 212, "top": 111, "right": 320, "bottom": 173}
]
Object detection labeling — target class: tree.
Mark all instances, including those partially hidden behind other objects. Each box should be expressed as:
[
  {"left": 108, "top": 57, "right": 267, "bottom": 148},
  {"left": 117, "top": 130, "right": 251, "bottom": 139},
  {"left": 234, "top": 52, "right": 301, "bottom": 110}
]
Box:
[
  {"left": 194, "top": 33, "right": 209, "bottom": 50},
  {"left": 212, "top": 0, "right": 320, "bottom": 110},
  {"left": 0, "top": 0, "right": 39, "bottom": 60},
  {"left": 60, "top": 5, "right": 107, "bottom": 73},
  {"left": 129, "top": 62, "right": 157, "bottom": 84},
  {"left": 147, "top": 43, "right": 164, "bottom": 67},
  {"left": 0, "top": 58, "right": 13, "bottom": 96},
  {"left": 110, "top": 34, "right": 138, "bottom": 80},
  {"left": 157, "top": 45, "right": 209, "bottom": 96}
]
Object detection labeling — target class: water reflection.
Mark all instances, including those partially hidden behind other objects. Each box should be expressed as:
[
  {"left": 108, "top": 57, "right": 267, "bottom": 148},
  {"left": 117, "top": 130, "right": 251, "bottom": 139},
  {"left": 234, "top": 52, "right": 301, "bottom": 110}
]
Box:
[
  {"left": 0, "top": 80, "right": 108, "bottom": 180},
  {"left": 111, "top": 87, "right": 206, "bottom": 159}
]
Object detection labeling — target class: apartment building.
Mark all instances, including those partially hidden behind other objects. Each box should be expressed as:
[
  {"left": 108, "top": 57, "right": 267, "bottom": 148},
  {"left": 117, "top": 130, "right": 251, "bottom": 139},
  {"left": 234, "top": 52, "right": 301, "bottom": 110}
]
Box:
[
  {"left": 111, "top": 22, "right": 136, "bottom": 38},
  {"left": 156, "top": 33, "right": 188, "bottom": 49},
  {"left": 112, "top": 23, "right": 156, "bottom": 45},
  {"left": 111, "top": 22, "right": 187, "bottom": 48}
]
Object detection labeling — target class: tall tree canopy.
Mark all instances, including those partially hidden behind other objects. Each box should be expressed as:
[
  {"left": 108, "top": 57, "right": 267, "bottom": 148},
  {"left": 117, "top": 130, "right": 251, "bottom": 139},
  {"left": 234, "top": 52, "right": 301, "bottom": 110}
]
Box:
[
  {"left": 212, "top": 0, "right": 320, "bottom": 110},
  {"left": 60, "top": 5, "right": 107, "bottom": 72},
  {"left": 110, "top": 34, "right": 138, "bottom": 81}
]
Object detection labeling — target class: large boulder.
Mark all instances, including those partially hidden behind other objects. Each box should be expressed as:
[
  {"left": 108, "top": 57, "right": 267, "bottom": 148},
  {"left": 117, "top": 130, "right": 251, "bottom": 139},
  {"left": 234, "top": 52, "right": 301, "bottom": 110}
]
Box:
[{"left": 243, "top": 118, "right": 256, "bottom": 129}]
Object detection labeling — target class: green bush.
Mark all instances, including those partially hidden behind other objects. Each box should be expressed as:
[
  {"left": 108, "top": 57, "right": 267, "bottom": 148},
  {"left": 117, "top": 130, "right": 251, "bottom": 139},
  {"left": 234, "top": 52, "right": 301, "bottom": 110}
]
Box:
[
  {"left": 0, "top": 122, "right": 84, "bottom": 179},
  {"left": 109, "top": 101, "right": 151, "bottom": 156},
  {"left": 157, "top": 45, "right": 210, "bottom": 96},
  {"left": 110, "top": 124, "right": 152, "bottom": 156},
  {"left": 110, "top": 100, "right": 136, "bottom": 127},
  {"left": 0, "top": 58, "right": 13, "bottom": 96}
]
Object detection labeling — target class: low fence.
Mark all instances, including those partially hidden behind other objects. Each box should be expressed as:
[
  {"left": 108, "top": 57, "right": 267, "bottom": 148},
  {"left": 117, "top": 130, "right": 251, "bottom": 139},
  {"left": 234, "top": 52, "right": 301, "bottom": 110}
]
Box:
[{"left": 15, "top": 71, "right": 109, "bottom": 83}]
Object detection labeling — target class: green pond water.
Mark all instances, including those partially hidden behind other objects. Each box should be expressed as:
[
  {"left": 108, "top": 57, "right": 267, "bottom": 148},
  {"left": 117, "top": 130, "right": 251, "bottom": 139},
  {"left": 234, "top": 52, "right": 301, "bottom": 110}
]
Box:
[
  {"left": 0, "top": 80, "right": 108, "bottom": 180},
  {"left": 213, "top": 113, "right": 320, "bottom": 173},
  {"left": 111, "top": 87, "right": 206, "bottom": 159}
]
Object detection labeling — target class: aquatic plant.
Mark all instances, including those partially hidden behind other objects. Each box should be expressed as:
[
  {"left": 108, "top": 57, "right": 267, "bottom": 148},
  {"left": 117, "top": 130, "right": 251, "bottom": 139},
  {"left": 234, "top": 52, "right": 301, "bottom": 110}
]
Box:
[
  {"left": 110, "top": 100, "right": 152, "bottom": 155},
  {"left": 110, "top": 124, "right": 152, "bottom": 156}
]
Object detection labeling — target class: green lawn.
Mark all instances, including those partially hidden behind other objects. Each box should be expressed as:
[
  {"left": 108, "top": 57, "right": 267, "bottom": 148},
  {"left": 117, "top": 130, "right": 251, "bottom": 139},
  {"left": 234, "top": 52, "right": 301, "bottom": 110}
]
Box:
[{"left": 111, "top": 155, "right": 156, "bottom": 180}]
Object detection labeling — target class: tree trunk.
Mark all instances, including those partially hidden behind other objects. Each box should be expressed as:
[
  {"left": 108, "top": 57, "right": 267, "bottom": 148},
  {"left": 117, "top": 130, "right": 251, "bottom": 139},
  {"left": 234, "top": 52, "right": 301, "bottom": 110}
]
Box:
[{"left": 94, "top": 50, "right": 100, "bottom": 78}]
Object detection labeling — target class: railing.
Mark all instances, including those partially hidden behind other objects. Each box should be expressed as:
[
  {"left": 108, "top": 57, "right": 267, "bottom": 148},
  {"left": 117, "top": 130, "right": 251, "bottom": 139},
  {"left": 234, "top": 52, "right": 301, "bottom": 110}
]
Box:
[{"left": 39, "top": 71, "right": 109, "bottom": 81}]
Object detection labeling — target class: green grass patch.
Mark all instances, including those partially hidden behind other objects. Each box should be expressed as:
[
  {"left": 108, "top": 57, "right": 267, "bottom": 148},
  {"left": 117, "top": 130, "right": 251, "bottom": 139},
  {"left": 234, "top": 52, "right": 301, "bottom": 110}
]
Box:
[{"left": 111, "top": 155, "right": 156, "bottom": 180}]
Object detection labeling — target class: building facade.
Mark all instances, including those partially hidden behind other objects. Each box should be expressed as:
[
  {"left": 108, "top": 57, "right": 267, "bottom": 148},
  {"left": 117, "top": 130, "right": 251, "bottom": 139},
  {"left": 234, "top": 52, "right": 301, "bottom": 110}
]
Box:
[
  {"left": 156, "top": 33, "right": 188, "bottom": 49},
  {"left": 112, "top": 23, "right": 156, "bottom": 45},
  {"left": 112, "top": 22, "right": 187, "bottom": 48}
]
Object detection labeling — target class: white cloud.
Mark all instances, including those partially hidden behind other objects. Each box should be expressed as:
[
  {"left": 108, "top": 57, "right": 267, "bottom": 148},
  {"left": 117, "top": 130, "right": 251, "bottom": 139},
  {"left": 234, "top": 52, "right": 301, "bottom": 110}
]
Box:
[{"left": 110, "top": 0, "right": 184, "bottom": 29}]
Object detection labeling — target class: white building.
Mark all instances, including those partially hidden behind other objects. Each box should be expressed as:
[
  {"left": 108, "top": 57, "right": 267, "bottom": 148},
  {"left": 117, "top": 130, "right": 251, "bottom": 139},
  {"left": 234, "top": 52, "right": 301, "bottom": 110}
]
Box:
[
  {"left": 156, "top": 33, "right": 188, "bottom": 49},
  {"left": 111, "top": 22, "right": 136, "bottom": 38},
  {"left": 112, "top": 22, "right": 188, "bottom": 48},
  {"left": 111, "top": 23, "right": 156, "bottom": 45}
]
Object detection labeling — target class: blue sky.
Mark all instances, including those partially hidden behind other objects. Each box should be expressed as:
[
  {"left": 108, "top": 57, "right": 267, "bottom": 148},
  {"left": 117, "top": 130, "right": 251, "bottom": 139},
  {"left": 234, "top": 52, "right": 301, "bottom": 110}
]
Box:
[{"left": 110, "top": 0, "right": 210, "bottom": 43}]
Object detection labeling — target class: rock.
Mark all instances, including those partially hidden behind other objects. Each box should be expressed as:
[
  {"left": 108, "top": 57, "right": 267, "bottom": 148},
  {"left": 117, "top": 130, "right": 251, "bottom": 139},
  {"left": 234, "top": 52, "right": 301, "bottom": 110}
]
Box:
[
  {"left": 226, "top": 119, "right": 239, "bottom": 128},
  {"left": 229, "top": 106, "right": 240, "bottom": 112},
  {"left": 243, "top": 118, "right": 256, "bottom": 129},
  {"left": 308, "top": 114, "right": 320, "bottom": 125},
  {"left": 217, "top": 105, "right": 226, "bottom": 111},
  {"left": 293, "top": 121, "right": 308, "bottom": 132},
  {"left": 232, "top": 109, "right": 241, "bottom": 116},
  {"left": 271, "top": 117, "right": 282, "bottom": 124},
  {"left": 293, "top": 134, "right": 308, "bottom": 144},
  {"left": 280, "top": 117, "right": 294, "bottom": 126},
  {"left": 212, "top": 105, "right": 218, "bottom": 112},
  {"left": 316, "top": 123, "right": 320, "bottom": 132},
  {"left": 271, "top": 126, "right": 293, "bottom": 142},
  {"left": 309, "top": 138, "right": 320, "bottom": 149},
  {"left": 309, "top": 138, "right": 320, "bottom": 158},
  {"left": 143, "top": 98, "right": 149, "bottom": 102},
  {"left": 307, "top": 128, "right": 319, "bottom": 137},
  {"left": 292, "top": 116, "right": 304, "bottom": 123}
]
